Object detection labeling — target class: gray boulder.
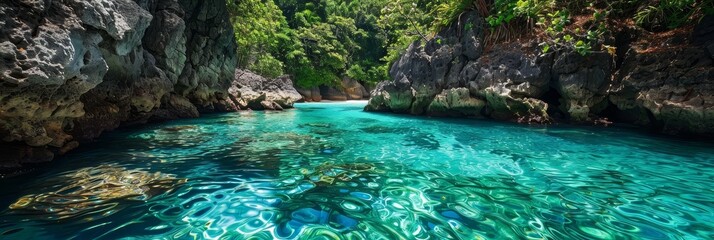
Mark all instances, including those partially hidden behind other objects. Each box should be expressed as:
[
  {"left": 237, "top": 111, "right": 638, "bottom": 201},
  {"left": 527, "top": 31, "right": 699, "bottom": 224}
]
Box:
[
  {"left": 296, "top": 87, "right": 322, "bottom": 102},
  {"left": 228, "top": 69, "right": 302, "bottom": 110}
]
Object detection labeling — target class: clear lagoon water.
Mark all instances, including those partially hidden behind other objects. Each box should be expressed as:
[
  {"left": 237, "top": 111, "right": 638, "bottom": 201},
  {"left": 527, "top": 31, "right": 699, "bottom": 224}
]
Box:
[{"left": 1, "top": 101, "right": 713, "bottom": 239}]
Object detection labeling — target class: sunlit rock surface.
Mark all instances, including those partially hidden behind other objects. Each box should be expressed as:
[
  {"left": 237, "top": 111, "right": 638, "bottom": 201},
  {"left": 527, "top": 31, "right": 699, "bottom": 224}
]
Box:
[
  {"left": 367, "top": 11, "right": 714, "bottom": 135},
  {"left": 228, "top": 69, "right": 302, "bottom": 110},
  {"left": 0, "top": 0, "right": 237, "bottom": 169},
  {"left": 296, "top": 78, "right": 371, "bottom": 102},
  {"left": 296, "top": 86, "right": 323, "bottom": 102}
]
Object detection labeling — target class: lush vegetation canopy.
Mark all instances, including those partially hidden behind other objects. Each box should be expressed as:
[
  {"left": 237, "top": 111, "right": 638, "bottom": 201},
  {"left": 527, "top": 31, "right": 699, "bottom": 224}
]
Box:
[{"left": 227, "top": 0, "right": 712, "bottom": 86}]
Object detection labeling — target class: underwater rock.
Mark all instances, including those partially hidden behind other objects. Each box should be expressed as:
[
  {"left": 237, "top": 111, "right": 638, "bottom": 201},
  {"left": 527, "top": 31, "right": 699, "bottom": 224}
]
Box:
[
  {"left": 301, "top": 162, "right": 376, "bottom": 185},
  {"left": 8, "top": 165, "right": 186, "bottom": 220},
  {"left": 228, "top": 69, "right": 302, "bottom": 110},
  {"left": 236, "top": 132, "right": 343, "bottom": 158},
  {"left": 238, "top": 132, "right": 316, "bottom": 152},
  {"left": 299, "top": 123, "right": 333, "bottom": 128},
  {"left": 160, "top": 125, "right": 198, "bottom": 132},
  {"left": 359, "top": 125, "right": 411, "bottom": 134}
]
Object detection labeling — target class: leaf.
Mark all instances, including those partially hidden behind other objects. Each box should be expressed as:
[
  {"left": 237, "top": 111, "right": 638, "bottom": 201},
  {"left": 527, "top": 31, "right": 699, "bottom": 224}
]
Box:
[{"left": 563, "top": 35, "right": 573, "bottom": 42}]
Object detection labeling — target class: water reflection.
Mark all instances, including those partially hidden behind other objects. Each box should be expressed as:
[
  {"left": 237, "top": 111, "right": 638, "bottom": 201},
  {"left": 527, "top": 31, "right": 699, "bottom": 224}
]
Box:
[{"left": 0, "top": 101, "right": 712, "bottom": 239}]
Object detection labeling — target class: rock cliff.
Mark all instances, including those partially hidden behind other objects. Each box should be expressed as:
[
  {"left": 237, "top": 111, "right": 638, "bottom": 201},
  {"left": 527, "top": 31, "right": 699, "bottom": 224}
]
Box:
[
  {"left": 0, "top": 0, "right": 237, "bottom": 173},
  {"left": 366, "top": 12, "right": 714, "bottom": 136},
  {"left": 296, "top": 78, "right": 371, "bottom": 102},
  {"left": 228, "top": 69, "right": 302, "bottom": 110}
]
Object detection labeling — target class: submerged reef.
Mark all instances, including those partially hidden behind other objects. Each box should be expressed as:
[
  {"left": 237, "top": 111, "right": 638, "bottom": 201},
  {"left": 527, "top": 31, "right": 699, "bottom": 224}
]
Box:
[{"left": 9, "top": 165, "right": 186, "bottom": 221}]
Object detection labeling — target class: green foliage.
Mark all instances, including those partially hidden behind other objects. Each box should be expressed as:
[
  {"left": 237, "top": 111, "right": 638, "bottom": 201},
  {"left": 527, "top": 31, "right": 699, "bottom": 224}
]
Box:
[
  {"left": 346, "top": 62, "right": 389, "bottom": 83},
  {"left": 429, "top": 0, "right": 477, "bottom": 31},
  {"left": 633, "top": 0, "right": 704, "bottom": 31},
  {"left": 230, "top": 0, "right": 392, "bottom": 86},
  {"left": 378, "top": 0, "right": 475, "bottom": 68},
  {"left": 251, "top": 55, "right": 285, "bottom": 79},
  {"left": 487, "top": 0, "right": 553, "bottom": 27},
  {"left": 229, "top": 0, "right": 709, "bottom": 85},
  {"left": 486, "top": 0, "right": 709, "bottom": 55},
  {"left": 346, "top": 64, "right": 367, "bottom": 81},
  {"left": 227, "top": 0, "right": 301, "bottom": 76},
  {"left": 294, "top": 66, "right": 340, "bottom": 88}
]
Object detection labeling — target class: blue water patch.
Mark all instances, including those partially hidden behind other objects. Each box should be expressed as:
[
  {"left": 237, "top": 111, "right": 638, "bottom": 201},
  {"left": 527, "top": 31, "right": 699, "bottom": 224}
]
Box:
[{"left": 0, "top": 101, "right": 712, "bottom": 239}]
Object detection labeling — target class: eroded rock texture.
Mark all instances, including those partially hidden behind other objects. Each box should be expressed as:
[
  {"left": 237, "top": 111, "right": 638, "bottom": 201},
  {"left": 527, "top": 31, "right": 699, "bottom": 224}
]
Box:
[
  {"left": 367, "top": 11, "right": 714, "bottom": 136},
  {"left": 0, "top": 0, "right": 237, "bottom": 172},
  {"left": 296, "top": 78, "right": 371, "bottom": 102},
  {"left": 296, "top": 86, "right": 323, "bottom": 102},
  {"left": 228, "top": 69, "right": 302, "bottom": 110},
  {"left": 611, "top": 42, "right": 714, "bottom": 135}
]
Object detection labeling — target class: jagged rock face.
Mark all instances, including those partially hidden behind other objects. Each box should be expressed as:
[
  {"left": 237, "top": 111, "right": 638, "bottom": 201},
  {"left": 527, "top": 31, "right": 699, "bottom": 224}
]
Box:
[
  {"left": 0, "top": 0, "right": 237, "bottom": 170},
  {"left": 228, "top": 69, "right": 302, "bottom": 110},
  {"left": 296, "top": 87, "right": 323, "bottom": 102},
  {"left": 427, "top": 88, "right": 485, "bottom": 117},
  {"left": 469, "top": 44, "right": 554, "bottom": 121},
  {"left": 367, "top": 11, "right": 714, "bottom": 136},
  {"left": 319, "top": 78, "right": 370, "bottom": 101},
  {"left": 296, "top": 78, "right": 370, "bottom": 102},
  {"left": 367, "top": 11, "right": 559, "bottom": 122},
  {"left": 552, "top": 52, "right": 612, "bottom": 121},
  {"left": 611, "top": 45, "right": 714, "bottom": 135},
  {"left": 175, "top": 0, "right": 237, "bottom": 110}
]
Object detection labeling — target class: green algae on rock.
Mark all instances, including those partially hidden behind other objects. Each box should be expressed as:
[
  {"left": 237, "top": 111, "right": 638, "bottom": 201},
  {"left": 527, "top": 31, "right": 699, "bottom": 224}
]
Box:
[
  {"left": 9, "top": 165, "right": 186, "bottom": 221},
  {"left": 366, "top": 11, "right": 714, "bottom": 136}
]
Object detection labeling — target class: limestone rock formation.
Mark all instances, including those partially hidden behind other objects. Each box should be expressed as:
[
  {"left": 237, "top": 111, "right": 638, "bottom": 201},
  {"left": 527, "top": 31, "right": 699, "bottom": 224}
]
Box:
[
  {"left": 367, "top": 12, "right": 560, "bottom": 123},
  {"left": 296, "top": 78, "right": 371, "bottom": 102},
  {"left": 610, "top": 33, "right": 714, "bottom": 135},
  {"left": 0, "top": 0, "right": 237, "bottom": 172},
  {"left": 297, "top": 87, "right": 323, "bottom": 102},
  {"left": 366, "top": 11, "right": 714, "bottom": 136},
  {"left": 228, "top": 69, "right": 302, "bottom": 110}
]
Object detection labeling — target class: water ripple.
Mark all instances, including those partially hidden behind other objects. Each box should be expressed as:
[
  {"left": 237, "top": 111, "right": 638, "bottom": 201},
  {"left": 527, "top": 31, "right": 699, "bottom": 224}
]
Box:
[{"left": 0, "top": 102, "right": 712, "bottom": 239}]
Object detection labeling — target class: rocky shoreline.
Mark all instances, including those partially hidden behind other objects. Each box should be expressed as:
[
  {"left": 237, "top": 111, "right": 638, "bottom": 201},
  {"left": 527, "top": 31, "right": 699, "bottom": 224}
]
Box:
[
  {"left": 227, "top": 69, "right": 302, "bottom": 110},
  {"left": 296, "top": 78, "right": 371, "bottom": 102},
  {"left": 366, "top": 12, "right": 714, "bottom": 137},
  {"left": 1, "top": 2, "right": 711, "bottom": 176},
  {"left": 0, "top": 0, "right": 238, "bottom": 173}
]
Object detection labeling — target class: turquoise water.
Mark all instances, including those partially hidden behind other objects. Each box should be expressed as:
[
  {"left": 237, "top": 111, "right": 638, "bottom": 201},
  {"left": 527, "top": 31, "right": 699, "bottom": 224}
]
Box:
[{"left": 1, "top": 101, "right": 713, "bottom": 239}]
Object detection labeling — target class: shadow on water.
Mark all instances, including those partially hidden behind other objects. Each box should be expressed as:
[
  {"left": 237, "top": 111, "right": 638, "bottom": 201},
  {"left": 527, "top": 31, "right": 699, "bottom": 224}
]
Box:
[
  {"left": 0, "top": 102, "right": 713, "bottom": 239},
  {"left": 365, "top": 110, "right": 714, "bottom": 157}
]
